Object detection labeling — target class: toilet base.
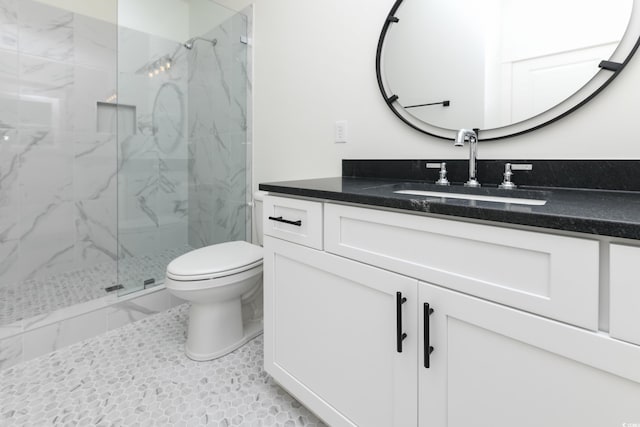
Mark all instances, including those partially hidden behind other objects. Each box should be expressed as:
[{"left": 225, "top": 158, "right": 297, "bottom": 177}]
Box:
[
  {"left": 185, "top": 297, "right": 263, "bottom": 361},
  {"left": 185, "top": 320, "right": 263, "bottom": 361}
]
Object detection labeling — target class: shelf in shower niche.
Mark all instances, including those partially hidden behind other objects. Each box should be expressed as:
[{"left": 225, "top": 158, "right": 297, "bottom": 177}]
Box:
[{"left": 97, "top": 102, "right": 136, "bottom": 135}]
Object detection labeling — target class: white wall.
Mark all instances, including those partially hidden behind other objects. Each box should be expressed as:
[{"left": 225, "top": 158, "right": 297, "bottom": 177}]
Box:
[{"left": 217, "top": 0, "right": 640, "bottom": 191}]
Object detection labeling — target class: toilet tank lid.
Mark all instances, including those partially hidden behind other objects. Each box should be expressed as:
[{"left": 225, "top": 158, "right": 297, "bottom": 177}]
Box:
[{"left": 167, "top": 241, "right": 263, "bottom": 277}]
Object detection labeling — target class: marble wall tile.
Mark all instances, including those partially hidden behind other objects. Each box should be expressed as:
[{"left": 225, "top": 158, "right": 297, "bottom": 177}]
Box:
[
  {"left": 116, "top": 72, "right": 150, "bottom": 120},
  {"left": 19, "top": 56, "right": 74, "bottom": 129},
  {"left": 0, "top": 319, "right": 21, "bottom": 340},
  {"left": 71, "top": 65, "right": 116, "bottom": 132},
  {"left": 117, "top": 27, "right": 149, "bottom": 74},
  {"left": 187, "top": 12, "right": 250, "bottom": 249},
  {"left": 106, "top": 289, "right": 169, "bottom": 330},
  {"left": 73, "top": 13, "right": 116, "bottom": 71},
  {"left": 21, "top": 321, "right": 57, "bottom": 360},
  {"left": 0, "top": 239, "right": 19, "bottom": 285},
  {"left": 0, "top": 0, "right": 17, "bottom": 51},
  {"left": 156, "top": 158, "right": 188, "bottom": 214},
  {"left": 17, "top": 0, "right": 74, "bottom": 62},
  {"left": 211, "top": 20, "right": 232, "bottom": 75},
  {"left": 73, "top": 132, "right": 117, "bottom": 201},
  {"left": 55, "top": 307, "right": 108, "bottom": 347},
  {"left": 19, "top": 201, "right": 75, "bottom": 281},
  {"left": 187, "top": 82, "right": 216, "bottom": 139},
  {"left": 22, "top": 308, "right": 107, "bottom": 360},
  {"left": 0, "top": 334, "right": 21, "bottom": 370},
  {"left": 74, "top": 199, "right": 118, "bottom": 269},
  {"left": 0, "top": 50, "right": 18, "bottom": 128},
  {"left": 0, "top": 129, "right": 20, "bottom": 237},
  {"left": 18, "top": 129, "right": 73, "bottom": 210},
  {"left": 210, "top": 199, "right": 247, "bottom": 245},
  {"left": 153, "top": 82, "right": 188, "bottom": 158}
]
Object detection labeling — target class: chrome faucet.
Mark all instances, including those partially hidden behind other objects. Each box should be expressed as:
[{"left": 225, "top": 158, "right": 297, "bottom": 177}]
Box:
[{"left": 454, "top": 128, "right": 480, "bottom": 187}]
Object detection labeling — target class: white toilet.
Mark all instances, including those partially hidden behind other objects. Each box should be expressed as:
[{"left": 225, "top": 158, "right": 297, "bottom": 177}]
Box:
[{"left": 165, "top": 191, "right": 267, "bottom": 361}]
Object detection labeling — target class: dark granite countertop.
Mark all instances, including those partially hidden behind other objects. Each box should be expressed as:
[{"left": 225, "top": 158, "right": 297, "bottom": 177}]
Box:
[{"left": 259, "top": 177, "right": 640, "bottom": 240}]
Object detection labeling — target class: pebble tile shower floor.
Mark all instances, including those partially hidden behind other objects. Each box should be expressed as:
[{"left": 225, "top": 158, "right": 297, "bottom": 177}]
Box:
[
  {"left": 0, "top": 304, "right": 326, "bottom": 427},
  {"left": 0, "top": 246, "right": 194, "bottom": 326}
]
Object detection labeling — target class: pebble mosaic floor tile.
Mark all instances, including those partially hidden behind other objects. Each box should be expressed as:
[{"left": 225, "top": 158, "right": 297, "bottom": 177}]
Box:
[
  {"left": 0, "top": 304, "right": 326, "bottom": 427},
  {"left": 0, "top": 246, "right": 194, "bottom": 326}
]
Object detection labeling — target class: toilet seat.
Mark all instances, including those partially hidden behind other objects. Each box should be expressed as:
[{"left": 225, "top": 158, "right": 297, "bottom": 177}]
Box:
[{"left": 167, "top": 241, "right": 263, "bottom": 282}]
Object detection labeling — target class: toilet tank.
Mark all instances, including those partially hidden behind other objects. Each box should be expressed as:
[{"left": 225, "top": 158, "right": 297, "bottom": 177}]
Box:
[{"left": 253, "top": 191, "right": 268, "bottom": 246}]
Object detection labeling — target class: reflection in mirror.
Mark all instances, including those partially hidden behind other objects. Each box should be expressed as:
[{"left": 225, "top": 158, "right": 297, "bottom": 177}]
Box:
[{"left": 378, "top": 0, "right": 639, "bottom": 140}]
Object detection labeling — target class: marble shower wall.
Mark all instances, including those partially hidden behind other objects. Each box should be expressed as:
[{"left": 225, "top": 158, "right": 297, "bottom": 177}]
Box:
[
  {"left": 187, "top": 12, "right": 250, "bottom": 248},
  {"left": 0, "top": 0, "right": 118, "bottom": 326},
  {"left": 116, "top": 27, "right": 191, "bottom": 292}
]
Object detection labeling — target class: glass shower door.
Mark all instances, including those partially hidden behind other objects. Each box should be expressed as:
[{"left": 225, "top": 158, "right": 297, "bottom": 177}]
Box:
[{"left": 116, "top": 1, "right": 250, "bottom": 296}]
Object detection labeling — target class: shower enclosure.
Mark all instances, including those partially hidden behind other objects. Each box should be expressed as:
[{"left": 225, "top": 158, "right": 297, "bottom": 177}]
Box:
[
  {"left": 0, "top": 0, "right": 251, "bottom": 337},
  {"left": 115, "top": 1, "right": 251, "bottom": 296}
]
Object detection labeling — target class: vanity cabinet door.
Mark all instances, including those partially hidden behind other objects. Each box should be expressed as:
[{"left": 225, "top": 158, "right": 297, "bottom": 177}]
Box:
[
  {"left": 264, "top": 236, "right": 418, "bottom": 427},
  {"left": 419, "top": 282, "right": 640, "bottom": 427},
  {"left": 610, "top": 243, "right": 640, "bottom": 346}
]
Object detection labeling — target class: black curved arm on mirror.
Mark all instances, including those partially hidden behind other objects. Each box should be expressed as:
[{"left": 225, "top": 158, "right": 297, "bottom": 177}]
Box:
[
  {"left": 404, "top": 100, "right": 450, "bottom": 109},
  {"left": 375, "top": 0, "right": 452, "bottom": 138}
]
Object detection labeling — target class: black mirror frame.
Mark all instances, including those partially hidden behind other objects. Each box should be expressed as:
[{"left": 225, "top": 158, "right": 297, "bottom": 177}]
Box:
[{"left": 376, "top": 0, "right": 640, "bottom": 141}]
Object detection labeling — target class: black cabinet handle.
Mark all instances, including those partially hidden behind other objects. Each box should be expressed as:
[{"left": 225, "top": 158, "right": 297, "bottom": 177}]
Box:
[
  {"left": 424, "top": 302, "right": 435, "bottom": 368},
  {"left": 268, "top": 216, "right": 302, "bottom": 226},
  {"left": 396, "top": 292, "right": 407, "bottom": 353}
]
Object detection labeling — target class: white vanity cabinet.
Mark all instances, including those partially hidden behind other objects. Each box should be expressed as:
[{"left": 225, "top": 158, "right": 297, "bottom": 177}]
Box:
[
  {"left": 263, "top": 195, "right": 640, "bottom": 427},
  {"left": 263, "top": 236, "right": 418, "bottom": 427}
]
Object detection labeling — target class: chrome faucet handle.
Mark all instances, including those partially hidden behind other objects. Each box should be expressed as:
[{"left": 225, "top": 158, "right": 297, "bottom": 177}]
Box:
[
  {"left": 426, "top": 162, "right": 450, "bottom": 186},
  {"left": 499, "top": 163, "right": 532, "bottom": 189},
  {"left": 499, "top": 163, "right": 517, "bottom": 189}
]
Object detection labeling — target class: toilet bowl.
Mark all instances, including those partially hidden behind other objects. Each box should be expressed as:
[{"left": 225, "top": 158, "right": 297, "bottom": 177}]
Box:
[{"left": 165, "top": 191, "right": 267, "bottom": 361}]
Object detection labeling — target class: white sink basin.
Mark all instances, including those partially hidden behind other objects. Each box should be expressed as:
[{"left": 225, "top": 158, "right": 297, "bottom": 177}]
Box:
[{"left": 394, "top": 189, "right": 547, "bottom": 206}]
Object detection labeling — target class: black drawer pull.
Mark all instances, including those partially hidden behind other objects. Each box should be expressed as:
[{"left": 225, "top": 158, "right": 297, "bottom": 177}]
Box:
[
  {"left": 268, "top": 216, "right": 302, "bottom": 226},
  {"left": 396, "top": 292, "right": 407, "bottom": 353},
  {"left": 424, "top": 302, "right": 434, "bottom": 368}
]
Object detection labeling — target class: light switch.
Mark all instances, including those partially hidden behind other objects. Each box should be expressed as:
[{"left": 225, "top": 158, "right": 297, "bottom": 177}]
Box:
[{"left": 335, "top": 120, "right": 348, "bottom": 143}]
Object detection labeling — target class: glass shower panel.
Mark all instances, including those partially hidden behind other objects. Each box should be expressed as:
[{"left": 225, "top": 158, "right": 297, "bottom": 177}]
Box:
[
  {"left": 117, "top": 1, "right": 249, "bottom": 296},
  {"left": 0, "top": 0, "right": 118, "bottom": 327},
  {"left": 186, "top": 11, "right": 249, "bottom": 250}
]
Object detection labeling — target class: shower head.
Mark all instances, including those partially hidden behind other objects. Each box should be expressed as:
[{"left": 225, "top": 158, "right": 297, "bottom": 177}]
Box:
[{"left": 183, "top": 37, "right": 217, "bottom": 50}]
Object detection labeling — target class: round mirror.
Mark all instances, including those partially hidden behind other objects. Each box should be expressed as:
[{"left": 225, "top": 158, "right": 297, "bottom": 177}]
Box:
[{"left": 377, "top": 0, "right": 640, "bottom": 141}]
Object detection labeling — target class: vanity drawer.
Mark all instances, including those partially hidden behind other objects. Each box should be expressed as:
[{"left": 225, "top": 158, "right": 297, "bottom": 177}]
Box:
[
  {"left": 324, "top": 203, "right": 599, "bottom": 330},
  {"left": 610, "top": 244, "right": 640, "bottom": 346},
  {"left": 263, "top": 195, "right": 323, "bottom": 250}
]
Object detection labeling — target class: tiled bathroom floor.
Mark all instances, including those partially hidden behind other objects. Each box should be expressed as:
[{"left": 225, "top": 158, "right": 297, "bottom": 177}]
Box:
[
  {"left": 0, "top": 246, "right": 194, "bottom": 326},
  {"left": 0, "top": 304, "right": 326, "bottom": 427}
]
